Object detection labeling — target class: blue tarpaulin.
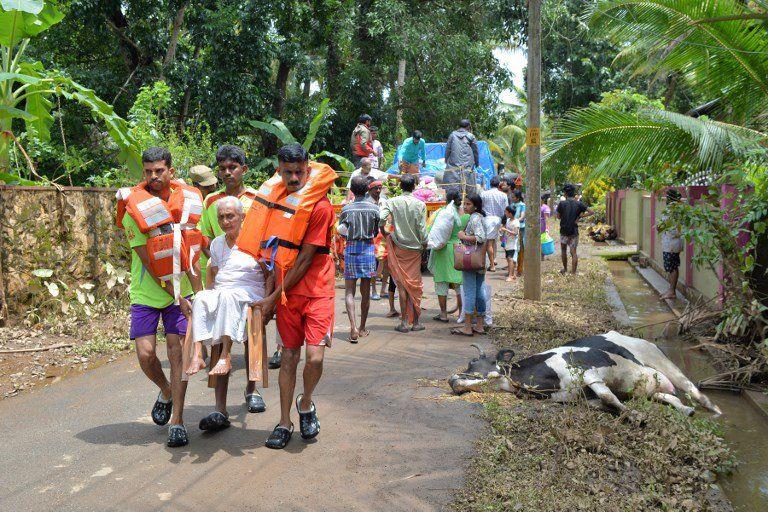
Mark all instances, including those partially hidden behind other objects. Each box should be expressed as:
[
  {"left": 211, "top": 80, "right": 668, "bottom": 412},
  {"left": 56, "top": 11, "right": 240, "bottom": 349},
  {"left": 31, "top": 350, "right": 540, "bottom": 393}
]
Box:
[{"left": 386, "top": 141, "right": 496, "bottom": 190}]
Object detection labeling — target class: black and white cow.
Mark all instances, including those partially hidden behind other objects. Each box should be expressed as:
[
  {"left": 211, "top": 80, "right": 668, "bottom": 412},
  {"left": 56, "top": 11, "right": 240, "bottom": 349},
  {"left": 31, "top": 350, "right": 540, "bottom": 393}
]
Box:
[{"left": 449, "top": 331, "right": 721, "bottom": 416}]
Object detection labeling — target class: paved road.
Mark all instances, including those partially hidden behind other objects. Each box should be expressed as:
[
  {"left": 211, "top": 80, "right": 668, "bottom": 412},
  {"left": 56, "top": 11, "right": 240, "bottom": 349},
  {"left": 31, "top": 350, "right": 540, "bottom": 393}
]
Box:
[{"left": 0, "top": 280, "right": 491, "bottom": 512}]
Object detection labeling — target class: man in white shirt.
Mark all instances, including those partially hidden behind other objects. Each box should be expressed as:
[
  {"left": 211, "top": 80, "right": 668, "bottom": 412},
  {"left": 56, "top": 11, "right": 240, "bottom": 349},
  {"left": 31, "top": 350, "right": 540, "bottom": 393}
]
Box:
[
  {"left": 369, "top": 126, "right": 384, "bottom": 170},
  {"left": 480, "top": 176, "right": 510, "bottom": 271},
  {"left": 346, "top": 157, "right": 389, "bottom": 200}
]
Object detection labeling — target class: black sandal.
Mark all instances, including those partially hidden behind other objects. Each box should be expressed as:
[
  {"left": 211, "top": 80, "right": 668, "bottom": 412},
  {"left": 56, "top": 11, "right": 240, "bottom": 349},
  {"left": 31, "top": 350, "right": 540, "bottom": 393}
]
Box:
[
  {"left": 450, "top": 328, "right": 474, "bottom": 337},
  {"left": 199, "top": 411, "right": 231, "bottom": 432},
  {"left": 268, "top": 350, "right": 282, "bottom": 369},
  {"left": 433, "top": 315, "right": 450, "bottom": 323},
  {"left": 152, "top": 393, "right": 172, "bottom": 426},
  {"left": 296, "top": 394, "right": 320, "bottom": 440},
  {"left": 245, "top": 391, "right": 266, "bottom": 413},
  {"left": 166, "top": 424, "right": 188, "bottom": 447},
  {"left": 265, "top": 424, "right": 293, "bottom": 449}
]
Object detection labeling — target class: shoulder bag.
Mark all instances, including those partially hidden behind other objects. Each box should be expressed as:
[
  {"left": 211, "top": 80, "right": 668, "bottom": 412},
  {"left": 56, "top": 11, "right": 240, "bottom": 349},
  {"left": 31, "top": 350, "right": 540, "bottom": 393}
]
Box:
[{"left": 454, "top": 241, "right": 486, "bottom": 271}]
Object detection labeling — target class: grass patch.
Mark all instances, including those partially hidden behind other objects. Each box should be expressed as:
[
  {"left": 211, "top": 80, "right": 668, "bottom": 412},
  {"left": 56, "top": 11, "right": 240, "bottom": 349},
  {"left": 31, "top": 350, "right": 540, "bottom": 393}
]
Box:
[
  {"left": 490, "top": 246, "right": 619, "bottom": 356},
  {"left": 599, "top": 250, "right": 638, "bottom": 261},
  {"left": 73, "top": 336, "right": 132, "bottom": 357},
  {"left": 451, "top": 397, "right": 732, "bottom": 512}
]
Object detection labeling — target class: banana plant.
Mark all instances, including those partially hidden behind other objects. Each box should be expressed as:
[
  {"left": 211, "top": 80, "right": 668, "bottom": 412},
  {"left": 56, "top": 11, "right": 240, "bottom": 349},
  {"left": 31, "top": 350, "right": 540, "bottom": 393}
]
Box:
[
  {"left": 249, "top": 97, "right": 354, "bottom": 175},
  {"left": 0, "top": 0, "right": 142, "bottom": 181}
]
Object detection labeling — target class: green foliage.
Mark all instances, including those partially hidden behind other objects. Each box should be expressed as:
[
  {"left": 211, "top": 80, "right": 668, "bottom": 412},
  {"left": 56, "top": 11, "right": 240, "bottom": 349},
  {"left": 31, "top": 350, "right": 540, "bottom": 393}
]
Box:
[
  {"left": 0, "top": 0, "right": 63, "bottom": 47},
  {"left": 663, "top": 183, "right": 768, "bottom": 345},
  {"left": 0, "top": 0, "right": 140, "bottom": 181},
  {"left": 127, "top": 80, "right": 171, "bottom": 148},
  {"left": 587, "top": 0, "right": 768, "bottom": 126},
  {"left": 591, "top": 89, "right": 665, "bottom": 113},
  {"left": 547, "top": 106, "right": 765, "bottom": 184},
  {"left": 250, "top": 98, "right": 354, "bottom": 175}
]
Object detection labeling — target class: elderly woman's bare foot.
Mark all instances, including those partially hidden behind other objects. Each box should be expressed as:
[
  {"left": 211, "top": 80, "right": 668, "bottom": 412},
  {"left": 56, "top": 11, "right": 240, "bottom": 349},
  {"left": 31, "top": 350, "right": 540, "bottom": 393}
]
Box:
[
  {"left": 186, "top": 354, "right": 207, "bottom": 376},
  {"left": 209, "top": 355, "right": 232, "bottom": 376}
]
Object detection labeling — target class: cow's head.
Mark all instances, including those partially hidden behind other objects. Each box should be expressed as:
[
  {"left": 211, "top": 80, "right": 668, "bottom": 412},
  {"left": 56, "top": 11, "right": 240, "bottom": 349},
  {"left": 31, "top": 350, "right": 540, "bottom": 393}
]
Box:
[{"left": 449, "top": 345, "right": 515, "bottom": 394}]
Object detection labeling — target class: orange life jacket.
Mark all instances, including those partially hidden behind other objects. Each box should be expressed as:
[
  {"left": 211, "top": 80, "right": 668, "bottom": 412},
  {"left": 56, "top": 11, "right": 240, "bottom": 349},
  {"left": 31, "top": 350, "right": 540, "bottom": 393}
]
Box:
[
  {"left": 237, "top": 161, "right": 337, "bottom": 274},
  {"left": 203, "top": 187, "right": 258, "bottom": 211},
  {"left": 116, "top": 180, "right": 204, "bottom": 300}
]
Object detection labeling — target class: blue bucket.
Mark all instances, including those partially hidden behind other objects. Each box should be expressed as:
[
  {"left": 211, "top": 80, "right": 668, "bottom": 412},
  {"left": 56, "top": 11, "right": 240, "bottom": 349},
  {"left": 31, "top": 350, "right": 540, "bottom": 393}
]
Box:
[{"left": 542, "top": 239, "right": 555, "bottom": 256}]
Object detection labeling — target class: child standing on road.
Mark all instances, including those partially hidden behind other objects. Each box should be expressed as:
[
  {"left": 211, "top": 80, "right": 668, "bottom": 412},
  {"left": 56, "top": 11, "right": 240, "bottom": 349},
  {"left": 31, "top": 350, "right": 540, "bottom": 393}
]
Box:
[{"left": 500, "top": 206, "right": 520, "bottom": 282}]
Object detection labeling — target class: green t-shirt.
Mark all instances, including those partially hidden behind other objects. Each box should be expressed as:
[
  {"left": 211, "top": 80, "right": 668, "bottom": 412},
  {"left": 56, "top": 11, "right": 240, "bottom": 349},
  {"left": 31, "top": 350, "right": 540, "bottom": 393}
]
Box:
[{"left": 123, "top": 215, "right": 193, "bottom": 308}]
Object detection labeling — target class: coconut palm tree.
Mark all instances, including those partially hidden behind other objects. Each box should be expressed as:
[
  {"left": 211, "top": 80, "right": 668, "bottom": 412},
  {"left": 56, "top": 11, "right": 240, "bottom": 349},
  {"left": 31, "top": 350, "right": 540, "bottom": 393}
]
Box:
[{"left": 545, "top": 0, "right": 768, "bottom": 182}]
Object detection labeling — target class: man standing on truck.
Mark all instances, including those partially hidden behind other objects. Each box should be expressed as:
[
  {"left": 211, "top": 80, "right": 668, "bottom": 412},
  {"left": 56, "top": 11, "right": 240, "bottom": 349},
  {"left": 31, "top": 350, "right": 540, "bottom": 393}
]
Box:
[
  {"left": 398, "top": 131, "right": 426, "bottom": 174},
  {"left": 443, "top": 120, "right": 479, "bottom": 193},
  {"left": 350, "top": 114, "right": 375, "bottom": 168}
]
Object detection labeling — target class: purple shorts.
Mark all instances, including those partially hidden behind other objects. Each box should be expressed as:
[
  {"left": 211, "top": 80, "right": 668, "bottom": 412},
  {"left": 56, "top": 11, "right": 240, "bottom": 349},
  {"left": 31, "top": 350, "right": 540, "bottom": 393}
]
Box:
[{"left": 129, "top": 298, "right": 189, "bottom": 340}]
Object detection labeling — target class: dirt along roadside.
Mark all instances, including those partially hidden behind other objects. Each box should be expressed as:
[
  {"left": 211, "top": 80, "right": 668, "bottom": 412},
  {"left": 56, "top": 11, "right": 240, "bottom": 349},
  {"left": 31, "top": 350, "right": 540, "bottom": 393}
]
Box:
[
  {"left": 450, "top": 230, "right": 734, "bottom": 512},
  {"left": 0, "top": 308, "right": 132, "bottom": 399}
]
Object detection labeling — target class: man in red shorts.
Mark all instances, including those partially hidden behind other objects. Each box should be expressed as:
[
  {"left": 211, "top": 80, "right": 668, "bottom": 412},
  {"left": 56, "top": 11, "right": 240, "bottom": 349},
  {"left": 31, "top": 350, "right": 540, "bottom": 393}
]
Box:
[{"left": 255, "top": 143, "right": 336, "bottom": 449}]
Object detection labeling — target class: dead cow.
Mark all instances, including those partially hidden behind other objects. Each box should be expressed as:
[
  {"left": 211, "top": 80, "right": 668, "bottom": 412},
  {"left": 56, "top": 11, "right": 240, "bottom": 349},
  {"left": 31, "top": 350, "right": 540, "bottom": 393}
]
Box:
[{"left": 449, "top": 331, "right": 721, "bottom": 416}]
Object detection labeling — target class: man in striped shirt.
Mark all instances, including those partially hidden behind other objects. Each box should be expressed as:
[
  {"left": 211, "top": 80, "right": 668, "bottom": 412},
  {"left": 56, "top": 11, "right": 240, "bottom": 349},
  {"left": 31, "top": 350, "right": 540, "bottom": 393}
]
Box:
[{"left": 338, "top": 176, "right": 381, "bottom": 343}]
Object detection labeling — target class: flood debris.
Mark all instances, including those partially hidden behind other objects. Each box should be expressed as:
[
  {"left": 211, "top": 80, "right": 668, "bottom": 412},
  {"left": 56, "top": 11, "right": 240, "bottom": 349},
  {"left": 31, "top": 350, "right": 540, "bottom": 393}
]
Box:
[{"left": 0, "top": 309, "right": 131, "bottom": 399}]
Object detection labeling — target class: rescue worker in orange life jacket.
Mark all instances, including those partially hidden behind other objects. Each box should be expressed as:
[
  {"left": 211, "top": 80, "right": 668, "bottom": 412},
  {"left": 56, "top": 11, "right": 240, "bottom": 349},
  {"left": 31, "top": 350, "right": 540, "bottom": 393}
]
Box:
[
  {"left": 239, "top": 143, "right": 338, "bottom": 449},
  {"left": 118, "top": 147, "right": 203, "bottom": 448}
]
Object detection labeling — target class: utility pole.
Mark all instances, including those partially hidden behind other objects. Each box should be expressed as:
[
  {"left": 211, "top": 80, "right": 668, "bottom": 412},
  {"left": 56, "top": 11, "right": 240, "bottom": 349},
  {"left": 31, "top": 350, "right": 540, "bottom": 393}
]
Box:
[{"left": 524, "top": 0, "right": 542, "bottom": 301}]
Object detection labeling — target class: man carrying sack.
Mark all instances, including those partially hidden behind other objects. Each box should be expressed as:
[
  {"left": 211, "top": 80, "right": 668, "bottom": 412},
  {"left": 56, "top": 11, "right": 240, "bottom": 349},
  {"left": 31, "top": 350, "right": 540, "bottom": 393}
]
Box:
[{"left": 238, "top": 143, "right": 337, "bottom": 450}]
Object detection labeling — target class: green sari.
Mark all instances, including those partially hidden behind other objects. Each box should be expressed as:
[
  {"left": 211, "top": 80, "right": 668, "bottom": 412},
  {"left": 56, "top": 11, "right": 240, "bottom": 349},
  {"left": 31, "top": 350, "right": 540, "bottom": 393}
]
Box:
[{"left": 428, "top": 208, "right": 469, "bottom": 284}]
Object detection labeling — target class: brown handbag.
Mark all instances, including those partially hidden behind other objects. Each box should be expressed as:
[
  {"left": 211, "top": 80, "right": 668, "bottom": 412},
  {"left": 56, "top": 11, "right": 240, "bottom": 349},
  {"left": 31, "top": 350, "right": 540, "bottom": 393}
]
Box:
[{"left": 454, "top": 241, "right": 486, "bottom": 271}]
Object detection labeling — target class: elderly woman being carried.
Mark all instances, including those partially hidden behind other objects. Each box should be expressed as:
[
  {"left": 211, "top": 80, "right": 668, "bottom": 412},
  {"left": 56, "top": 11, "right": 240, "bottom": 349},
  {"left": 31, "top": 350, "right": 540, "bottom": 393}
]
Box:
[{"left": 186, "top": 196, "right": 273, "bottom": 377}]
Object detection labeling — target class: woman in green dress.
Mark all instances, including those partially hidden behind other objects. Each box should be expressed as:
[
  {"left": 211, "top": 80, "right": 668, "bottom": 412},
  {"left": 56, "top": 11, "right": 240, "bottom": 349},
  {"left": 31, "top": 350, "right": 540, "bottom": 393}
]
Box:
[{"left": 427, "top": 188, "right": 469, "bottom": 322}]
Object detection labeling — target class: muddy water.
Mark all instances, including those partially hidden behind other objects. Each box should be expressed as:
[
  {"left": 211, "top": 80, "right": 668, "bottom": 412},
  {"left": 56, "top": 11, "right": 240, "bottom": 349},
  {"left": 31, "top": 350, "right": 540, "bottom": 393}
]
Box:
[{"left": 607, "top": 261, "right": 768, "bottom": 512}]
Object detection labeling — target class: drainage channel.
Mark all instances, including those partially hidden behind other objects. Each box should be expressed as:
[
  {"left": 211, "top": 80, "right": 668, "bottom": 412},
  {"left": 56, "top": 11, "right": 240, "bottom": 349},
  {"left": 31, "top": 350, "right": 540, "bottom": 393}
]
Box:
[{"left": 607, "top": 260, "right": 768, "bottom": 512}]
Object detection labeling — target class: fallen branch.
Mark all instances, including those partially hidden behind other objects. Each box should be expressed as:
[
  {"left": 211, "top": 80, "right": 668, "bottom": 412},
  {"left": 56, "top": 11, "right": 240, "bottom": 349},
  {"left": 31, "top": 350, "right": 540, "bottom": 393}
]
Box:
[{"left": 0, "top": 343, "right": 73, "bottom": 354}]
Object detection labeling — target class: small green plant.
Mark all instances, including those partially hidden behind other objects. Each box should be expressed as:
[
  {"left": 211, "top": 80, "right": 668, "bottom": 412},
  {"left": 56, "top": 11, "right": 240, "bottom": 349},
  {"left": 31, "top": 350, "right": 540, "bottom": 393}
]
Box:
[{"left": 249, "top": 98, "right": 354, "bottom": 174}]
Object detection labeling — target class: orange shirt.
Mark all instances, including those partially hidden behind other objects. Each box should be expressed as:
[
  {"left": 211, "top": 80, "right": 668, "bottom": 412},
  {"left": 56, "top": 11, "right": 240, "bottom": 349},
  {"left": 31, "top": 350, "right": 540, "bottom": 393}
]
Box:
[{"left": 278, "top": 197, "right": 335, "bottom": 298}]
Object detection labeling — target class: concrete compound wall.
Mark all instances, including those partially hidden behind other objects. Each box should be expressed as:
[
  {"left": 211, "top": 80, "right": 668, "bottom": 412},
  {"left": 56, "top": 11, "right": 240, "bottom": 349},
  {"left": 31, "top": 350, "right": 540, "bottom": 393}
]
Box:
[
  {"left": 607, "top": 187, "right": 721, "bottom": 302},
  {"left": 0, "top": 185, "right": 129, "bottom": 323}
]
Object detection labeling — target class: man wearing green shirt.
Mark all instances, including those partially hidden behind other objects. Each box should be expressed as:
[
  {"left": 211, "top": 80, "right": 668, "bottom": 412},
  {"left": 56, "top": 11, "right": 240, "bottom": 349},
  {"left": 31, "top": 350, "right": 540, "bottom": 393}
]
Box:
[
  {"left": 198, "top": 145, "right": 272, "bottom": 412},
  {"left": 380, "top": 174, "right": 427, "bottom": 333},
  {"left": 398, "top": 130, "right": 426, "bottom": 174},
  {"left": 121, "top": 147, "right": 203, "bottom": 448}
]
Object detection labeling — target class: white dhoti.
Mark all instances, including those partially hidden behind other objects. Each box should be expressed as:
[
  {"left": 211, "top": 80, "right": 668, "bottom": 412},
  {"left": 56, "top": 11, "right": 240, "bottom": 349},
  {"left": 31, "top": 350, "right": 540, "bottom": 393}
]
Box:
[{"left": 191, "top": 244, "right": 266, "bottom": 346}]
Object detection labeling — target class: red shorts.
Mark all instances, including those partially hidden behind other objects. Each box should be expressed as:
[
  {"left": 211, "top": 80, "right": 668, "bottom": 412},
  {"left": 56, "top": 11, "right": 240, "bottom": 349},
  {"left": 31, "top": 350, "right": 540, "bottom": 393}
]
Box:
[{"left": 276, "top": 294, "right": 335, "bottom": 350}]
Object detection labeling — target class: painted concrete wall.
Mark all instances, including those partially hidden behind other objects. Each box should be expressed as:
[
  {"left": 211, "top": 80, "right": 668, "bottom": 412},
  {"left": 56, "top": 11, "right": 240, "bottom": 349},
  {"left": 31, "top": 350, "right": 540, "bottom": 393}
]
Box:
[
  {"left": 618, "top": 190, "right": 642, "bottom": 244},
  {"left": 608, "top": 188, "right": 721, "bottom": 301}
]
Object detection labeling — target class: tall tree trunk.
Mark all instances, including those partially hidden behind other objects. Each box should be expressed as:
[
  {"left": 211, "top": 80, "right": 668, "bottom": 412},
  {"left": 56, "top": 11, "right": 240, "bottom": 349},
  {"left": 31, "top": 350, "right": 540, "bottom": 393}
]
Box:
[
  {"left": 106, "top": 7, "right": 142, "bottom": 71},
  {"left": 303, "top": 78, "right": 311, "bottom": 97},
  {"left": 178, "top": 44, "right": 201, "bottom": 130},
  {"left": 273, "top": 60, "right": 291, "bottom": 119},
  {"left": 262, "top": 59, "right": 292, "bottom": 157},
  {"left": 395, "top": 59, "right": 406, "bottom": 144},
  {"left": 326, "top": 37, "right": 341, "bottom": 100},
  {"left": 663, "top": 73, "right": 677, "bottom": 108},
  {"left": 160, "top": 1, "right": 189, "bottom": 80}
]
